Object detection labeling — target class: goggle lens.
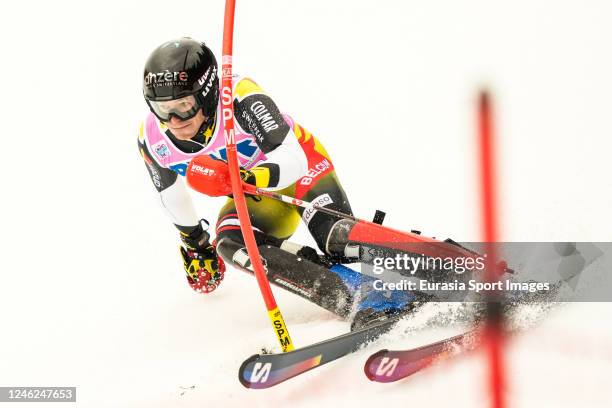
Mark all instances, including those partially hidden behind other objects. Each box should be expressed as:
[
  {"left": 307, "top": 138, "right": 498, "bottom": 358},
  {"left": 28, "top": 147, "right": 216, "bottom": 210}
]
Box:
[{"left": 147, "top": 95, "right": 202, "bottom": 121}]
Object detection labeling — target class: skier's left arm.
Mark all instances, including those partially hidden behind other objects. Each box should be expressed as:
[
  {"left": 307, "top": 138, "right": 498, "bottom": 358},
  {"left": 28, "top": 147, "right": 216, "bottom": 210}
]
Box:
[{"left": 234, "top": 79, "right": 308, "bottom": 190}]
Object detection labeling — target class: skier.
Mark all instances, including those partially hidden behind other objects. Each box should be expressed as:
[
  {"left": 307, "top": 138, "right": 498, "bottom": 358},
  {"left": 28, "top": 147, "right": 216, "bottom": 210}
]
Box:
[{"left": 138, "top": 38, "right": 401, "bottom": 322}]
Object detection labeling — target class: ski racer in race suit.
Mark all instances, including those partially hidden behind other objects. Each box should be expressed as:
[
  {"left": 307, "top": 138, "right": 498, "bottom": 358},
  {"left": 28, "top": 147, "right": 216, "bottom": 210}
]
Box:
[{"left": 138, "top": 38, "right": 354, "bottom": 294}]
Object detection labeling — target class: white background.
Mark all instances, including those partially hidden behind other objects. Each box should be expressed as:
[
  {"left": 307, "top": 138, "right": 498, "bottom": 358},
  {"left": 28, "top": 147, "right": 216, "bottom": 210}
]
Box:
[{"left": 1, "top": 1, "right": 611, "bottom": 407}]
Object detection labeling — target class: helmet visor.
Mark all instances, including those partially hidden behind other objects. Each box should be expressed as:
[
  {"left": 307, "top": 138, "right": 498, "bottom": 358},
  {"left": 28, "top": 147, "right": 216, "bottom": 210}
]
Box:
[{"left": 147, "top": 95, "right": 202, "bottom": 122}]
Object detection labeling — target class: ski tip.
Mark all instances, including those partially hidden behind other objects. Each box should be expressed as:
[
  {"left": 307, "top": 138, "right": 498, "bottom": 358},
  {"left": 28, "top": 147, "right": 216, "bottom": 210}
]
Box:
[
  {"left": 364, "top": 349, "right": 392, "bottom": 382},
  {"left": 238, "top": 354, "right": 262, "bottom": 389},
  {"left": 239, "top": 352, "right": 323, "bottom": 389}
]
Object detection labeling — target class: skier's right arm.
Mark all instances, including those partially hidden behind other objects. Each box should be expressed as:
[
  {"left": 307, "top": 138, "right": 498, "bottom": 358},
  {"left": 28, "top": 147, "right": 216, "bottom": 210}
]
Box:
[
  {"left": 137, "top": 132, "right": 225, "bottom": 294},
  {"left": 137, "top": 136, "right": 200, "bottom": 233}
]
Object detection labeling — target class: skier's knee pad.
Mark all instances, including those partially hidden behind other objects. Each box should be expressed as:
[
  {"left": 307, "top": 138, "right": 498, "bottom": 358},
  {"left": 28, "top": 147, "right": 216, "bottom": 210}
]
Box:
[
  {"left": 306, "top": 210, "right": 355, "bottom": 256},
  {"left": 325, "top": 218, "right": 360, "bottom": 259}
]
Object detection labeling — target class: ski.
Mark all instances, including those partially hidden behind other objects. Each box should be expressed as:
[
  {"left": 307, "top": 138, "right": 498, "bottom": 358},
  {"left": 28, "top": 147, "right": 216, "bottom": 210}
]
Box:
[
  {"left": 238, "top": 314, "right": 403, "bottom": 389},
  {"left": 363, "top": 281, "right": 564, "bottom": 384},
  {"left": 364, "top": 329, "right": 481, "bottom": 382}
]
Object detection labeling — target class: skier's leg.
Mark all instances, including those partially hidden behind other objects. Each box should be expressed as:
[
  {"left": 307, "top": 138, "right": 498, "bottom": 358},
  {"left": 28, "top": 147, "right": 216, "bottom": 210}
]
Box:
[
  {"left": 285, "top": 123, "right": 354, "bottom": 257},
  {"left": 297, "top": 170, "right": 354, "bottom": 258},
  {"left": 215, "top": 194, "right": 301, "bottom": 246},
  {"left": 214, "top": 195, "right": 355, "bottom": 317},
  {"left": 216, "top": 238, "right": 354, "bottom": 317},
  {"left": 287, "top": 125, "right": 419, "bottom": 327}
]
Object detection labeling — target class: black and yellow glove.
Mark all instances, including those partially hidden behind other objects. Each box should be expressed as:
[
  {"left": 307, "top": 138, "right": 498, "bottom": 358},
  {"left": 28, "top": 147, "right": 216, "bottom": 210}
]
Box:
[
  {"left": 178, "top": 221, "right": 225, "bottom": 293},
  {"left": 240, "top": 166, "right": 276, "bottom": 189},
  {"left": 240, "top": 167, "right": 275, "bottom": 202},
  {"left": 180, "top": 245, "right": 225, "bottom": 293}
]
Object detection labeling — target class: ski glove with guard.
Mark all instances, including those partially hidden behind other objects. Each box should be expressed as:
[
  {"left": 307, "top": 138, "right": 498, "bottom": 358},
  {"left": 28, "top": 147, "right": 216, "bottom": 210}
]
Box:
[{"left": 179, "top": 221, "right": 225, "bottom": 294}]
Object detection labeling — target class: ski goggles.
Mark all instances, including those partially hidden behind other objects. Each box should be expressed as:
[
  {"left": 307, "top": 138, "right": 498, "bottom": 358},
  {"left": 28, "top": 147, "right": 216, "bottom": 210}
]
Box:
[{"left": 146, "top": 95, "right": 203, "bottom": 122}]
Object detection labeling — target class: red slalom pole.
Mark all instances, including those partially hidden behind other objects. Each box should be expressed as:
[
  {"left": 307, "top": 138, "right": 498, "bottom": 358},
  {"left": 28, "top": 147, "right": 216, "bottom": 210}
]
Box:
[
  {"left": 477, "top": 90, "right": 506, "bottom": 408},
  {"left": 478, "top": 92, "right": 499, "bottom": 246},
  {"left": 221, "top": 0, "right": 294, "bottom": 352}
]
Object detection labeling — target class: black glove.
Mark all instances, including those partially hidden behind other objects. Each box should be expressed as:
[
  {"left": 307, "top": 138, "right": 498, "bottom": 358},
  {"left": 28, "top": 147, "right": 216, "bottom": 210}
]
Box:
[
  {"left": 239, "top": 168, "right": 262, "bottom": 201},
  {"left": 240, "top": 168, "right": 257, "bottom": 186}
]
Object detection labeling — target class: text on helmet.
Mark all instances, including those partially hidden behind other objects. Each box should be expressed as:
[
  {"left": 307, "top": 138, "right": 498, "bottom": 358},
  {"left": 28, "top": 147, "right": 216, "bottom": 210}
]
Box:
[{"left": 145, "top": 70, "right": 189, "bottom": 86}]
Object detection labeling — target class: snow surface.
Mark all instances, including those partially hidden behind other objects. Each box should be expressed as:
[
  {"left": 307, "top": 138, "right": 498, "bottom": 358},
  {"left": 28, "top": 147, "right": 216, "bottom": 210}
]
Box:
[{"left": 1, "top": 1, "right": 612, "bottom": 407}]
